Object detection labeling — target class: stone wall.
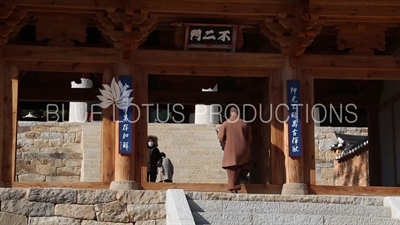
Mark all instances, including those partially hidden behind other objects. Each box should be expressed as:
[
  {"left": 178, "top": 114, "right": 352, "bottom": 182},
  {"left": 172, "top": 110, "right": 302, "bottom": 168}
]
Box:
[
  {"left": 0, "top": 188, "right": 166, "bottom": 225},
  {"left": 16, "top": 122, "right": 83, "bottom": 182},
  {"left": 315, "top": 126, "right": 368, "bottom": 186},
  {"left": 15, "top": 121, "right": 368, "bottom": 186}
]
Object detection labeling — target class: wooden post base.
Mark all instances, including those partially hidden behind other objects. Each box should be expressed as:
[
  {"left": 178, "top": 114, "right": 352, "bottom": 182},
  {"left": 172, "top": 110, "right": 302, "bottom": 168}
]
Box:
[
  {"left": 281, "top": 183, "right": 308, "bottom": 195},
  {"left": 109, "top": 181, "right": 139, "bottom": 190},
  {"left": 0, "top": 181, "right": 4, "bottom": 188}
]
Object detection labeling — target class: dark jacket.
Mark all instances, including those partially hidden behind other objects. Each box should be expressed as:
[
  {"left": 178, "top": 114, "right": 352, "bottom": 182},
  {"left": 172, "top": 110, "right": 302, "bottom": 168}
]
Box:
[
  {"left": 148, "top": 147, "right": 161, "bottom": 173},
  {"left": 147, "top": 135, "right": 162, "bottom": 173}
]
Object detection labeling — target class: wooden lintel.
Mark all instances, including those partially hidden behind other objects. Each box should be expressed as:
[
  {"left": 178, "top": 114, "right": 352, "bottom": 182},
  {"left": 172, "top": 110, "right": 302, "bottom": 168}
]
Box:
[
  {"left": 19, "top": 87, "right": 254, "bottom": 105},
  {"left": 12, "top": 61, "right": 111, "bottom": 73},
  {"left": 314, "top": 94, "right": 370, "bottom": 108},
  {"left": 309, "top": 5, "right": 400, "bottom": 20},
  {"left": 2, "top": 45, "right": 119, "bottom": 64},
  {"left": 301, "top": 55, "right": 400, "bottom": 72},
  {"left": 309, "top": 69, "right": 400, "bottom": 80},
  {"left": 144, "top": 66, "right": 276, "bottom": 77},
  {"left": 133, "top": 0, "right": 294, "bottom": 16},
  {"left": 132, "top": 50, "right": 285, "bottom": 69},
  {"left": 309, "top": 0, "right": 400, "bottom": 7},
  {"left": 11, "top": 0, "right": 123, "bottom": 10}
]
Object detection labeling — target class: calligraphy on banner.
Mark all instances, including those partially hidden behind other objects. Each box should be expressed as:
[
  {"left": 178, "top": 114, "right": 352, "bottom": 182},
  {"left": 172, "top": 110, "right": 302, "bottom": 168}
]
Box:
[
  {"left": 287, "top": 80, "right": 302, "bottom": 157},
  {"left": 185, "top": 23, "right": 237, "bottom": 51},
  {"left": 119, "top": 75, "right": 133, "bottom": 155}
]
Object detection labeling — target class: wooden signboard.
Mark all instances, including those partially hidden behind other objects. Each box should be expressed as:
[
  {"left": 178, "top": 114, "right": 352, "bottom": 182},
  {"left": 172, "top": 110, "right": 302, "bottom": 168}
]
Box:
[
  {"left": 119, "top": 75, "right": 133, "bottom": 155},
  {"left": 287, "top": 80, "right": 302, "bottom": 157},
  {"left": 184, "top": 23, "right": 237, "bottom": 51}
]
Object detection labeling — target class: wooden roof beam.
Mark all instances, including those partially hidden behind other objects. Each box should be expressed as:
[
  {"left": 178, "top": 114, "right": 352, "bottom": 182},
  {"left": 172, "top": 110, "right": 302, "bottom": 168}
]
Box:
[
  {"left": 131, "top": 50, "right": 285, "bottom": 68},
  {"left": 309, "top": 70, "right": 400, "bottom": 80},
  {"left": 18, "top": 87, "right": 254, "bottom": 105},
  {"left": 132, "top": 0, "right": 295, "bottom": 17},
  {"left": 309, "top": 5, "right": 400, "bottom": 20},
  {"left": 301, "top": 55, "right": 400, "bottom": 71},
  {"left": 7, "top": 0, "right": 124, "bottom": 10},
  {"left": 143, "top": 66, "right": 275, "bottom": 77},
  {"left": 1, "top": 45, "right": 119, "bottom": 63},
  {"left": 11, "top": 61, "right": 112, "bottom": 73}
]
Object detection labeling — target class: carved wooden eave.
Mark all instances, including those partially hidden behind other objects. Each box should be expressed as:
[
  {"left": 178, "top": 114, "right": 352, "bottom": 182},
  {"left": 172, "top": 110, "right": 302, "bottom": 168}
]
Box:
[
  {"left": 34, "top": 14, "right": 88, "bottom": 47},
  {"left": 94, "top": 1, "right": 157, "bottom": 62},
  {"left": 335, "top": 23, "right": 390, "bottom": 55},
  {"left": 0, "top": 3, "right": 29, "bottom": 45},
  {"left": 259, "top": 8, "right": 324, "bottom": 67}
]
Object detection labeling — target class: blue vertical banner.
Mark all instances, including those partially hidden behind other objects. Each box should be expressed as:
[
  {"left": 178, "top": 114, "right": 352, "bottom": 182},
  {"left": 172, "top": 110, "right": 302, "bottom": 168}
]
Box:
[
  {"left": 287, "top": 80, "right": 302, "bottom": 157},
  {"left": 119, "top": 75, "right": 133, "bottom": 155}
]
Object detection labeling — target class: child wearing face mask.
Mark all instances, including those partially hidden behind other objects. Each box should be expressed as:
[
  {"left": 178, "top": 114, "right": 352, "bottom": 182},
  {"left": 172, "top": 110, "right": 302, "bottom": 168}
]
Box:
[{"left": 147, "top": 135, "right": 162, "bottom": 182}]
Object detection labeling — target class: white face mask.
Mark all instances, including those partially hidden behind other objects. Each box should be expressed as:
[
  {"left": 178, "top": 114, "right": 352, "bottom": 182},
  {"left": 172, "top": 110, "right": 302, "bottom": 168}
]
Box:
[{"left": 148, "top": 142, "right": 154, "bottom": 147}]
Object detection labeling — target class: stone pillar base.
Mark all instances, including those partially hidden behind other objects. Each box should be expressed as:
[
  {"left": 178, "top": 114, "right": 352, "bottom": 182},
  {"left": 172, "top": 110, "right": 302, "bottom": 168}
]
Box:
[
  {"left": 110, "top": 181, "right": 139, "bottom": 190},
  {"left": 281, "top": 183, "right": 308, "bottom": 195}
]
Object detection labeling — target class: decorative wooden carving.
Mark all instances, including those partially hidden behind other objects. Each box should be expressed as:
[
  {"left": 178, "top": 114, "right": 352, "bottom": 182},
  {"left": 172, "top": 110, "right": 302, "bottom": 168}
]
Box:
[
  {"left": 35, "top": 14, "right": 88, "bottom": 46},
  {"left": 336, "top": 23, "right": 387, "bottom": 55},
  {"left": 94, "top": 1, "right": 158, "bottom": 62},
  {"left": 259, "top": 8, "right": 324, "bottom": 66},
  {"left": 0, "top": 3, "right": 28, "bottom": 45}
]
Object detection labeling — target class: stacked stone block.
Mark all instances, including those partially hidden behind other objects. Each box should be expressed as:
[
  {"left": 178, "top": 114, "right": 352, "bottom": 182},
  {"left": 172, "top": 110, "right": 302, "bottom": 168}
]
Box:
[
  {"left": 0, "top": 188, "right": 166, "bottom": 225},
  {"left": 148, "top": 124, "right": 226, "bottom": 183},
  {"left": 15, "top": 121, "right": 369, "bottom": 186},
  {"left": 16, "top": 122, "right": 83, "bottom": 182}
]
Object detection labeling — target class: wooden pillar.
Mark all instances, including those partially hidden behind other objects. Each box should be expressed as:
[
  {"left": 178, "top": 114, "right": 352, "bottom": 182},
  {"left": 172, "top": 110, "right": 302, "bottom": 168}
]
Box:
[
  {"left": 101, "top": 67, "right": 115, "bottom": 182},
  {"left": 300, "top": 69, "right": 315, "bottom": 185},
  {"left": 110, "top": 54, "right": 138, "bottom": 189},
  {"left": 114, "top": 71, "right": 135, "bottom": 182},
  {"left": 270, "top": 71, "right": 286, "bottom": 185},
  {"left": 1, "top": 62, "right": 18, "bottom": 184},
  {"left": 260, "top": 78, "right": 271, "bottom": 184},
  {"left": 282, "top": 59, "right": 304, "bottom": 184},
  {"left": 132, "top": 65, "right": 148, "bottom": 183}
]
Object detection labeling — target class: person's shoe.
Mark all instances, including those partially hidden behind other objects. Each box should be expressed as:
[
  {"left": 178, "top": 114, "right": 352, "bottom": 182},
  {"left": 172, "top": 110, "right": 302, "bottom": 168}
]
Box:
[{"left": 230, "top": 190, "right": 238, "bottom": 194}]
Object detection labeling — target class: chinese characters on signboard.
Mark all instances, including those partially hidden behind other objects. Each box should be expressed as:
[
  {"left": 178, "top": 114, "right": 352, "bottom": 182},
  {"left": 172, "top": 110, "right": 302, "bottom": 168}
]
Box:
[
  {"left": 185, "top": 24, "right": 237, "bottom": 51},
  {"left": 119, "top": 75, "right": 133, "bottom": 155},
  {"left": 287, "top": 80, "right": 302, "bottom": 157}
]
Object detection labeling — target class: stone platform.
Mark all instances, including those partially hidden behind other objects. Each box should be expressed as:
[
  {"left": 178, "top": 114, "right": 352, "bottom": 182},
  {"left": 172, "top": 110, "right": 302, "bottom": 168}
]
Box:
[{"left": 0, "top": 188, "right": 166, "bottom": 225}]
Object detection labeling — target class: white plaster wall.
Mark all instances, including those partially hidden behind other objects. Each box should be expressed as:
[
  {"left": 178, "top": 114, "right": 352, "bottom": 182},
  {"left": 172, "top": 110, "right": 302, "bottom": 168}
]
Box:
[{"left": 379, "top": 80, "right": 400, "bottom": 186}]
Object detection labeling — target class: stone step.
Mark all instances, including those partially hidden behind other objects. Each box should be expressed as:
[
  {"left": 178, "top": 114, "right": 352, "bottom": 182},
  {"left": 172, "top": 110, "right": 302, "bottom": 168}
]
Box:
[
  {"left": 185, "top": 192, "right": 385, "bottom": 206},
  {"left": 188, "top": 200, "right": 392, "bottom": 218},
  {"left": 192, "top": 212, "right": 400, "bottom": 225}
]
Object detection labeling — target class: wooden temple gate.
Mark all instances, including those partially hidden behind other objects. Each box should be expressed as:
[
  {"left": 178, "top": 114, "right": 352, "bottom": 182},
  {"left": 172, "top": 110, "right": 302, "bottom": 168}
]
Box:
[{"left": 0, "top": 0, "right": 399, "bottom": 194}]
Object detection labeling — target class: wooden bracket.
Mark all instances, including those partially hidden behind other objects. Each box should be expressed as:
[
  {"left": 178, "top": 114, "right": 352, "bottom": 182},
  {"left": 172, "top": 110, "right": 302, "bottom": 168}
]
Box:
[
  {"left": 259, "top": 9, "right": 324, "bottom": 67},
  {"left": 0, "top": 4, "right": 29, "bottom": 45},
  {"left": 94, "top": 1, "right": 157, "bottom": 63}
]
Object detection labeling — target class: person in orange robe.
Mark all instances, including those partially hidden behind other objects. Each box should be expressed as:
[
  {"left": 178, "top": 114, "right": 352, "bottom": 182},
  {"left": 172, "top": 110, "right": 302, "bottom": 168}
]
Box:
[{"left": 218, "top": 106, "right": 252, "bottom": 193}]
